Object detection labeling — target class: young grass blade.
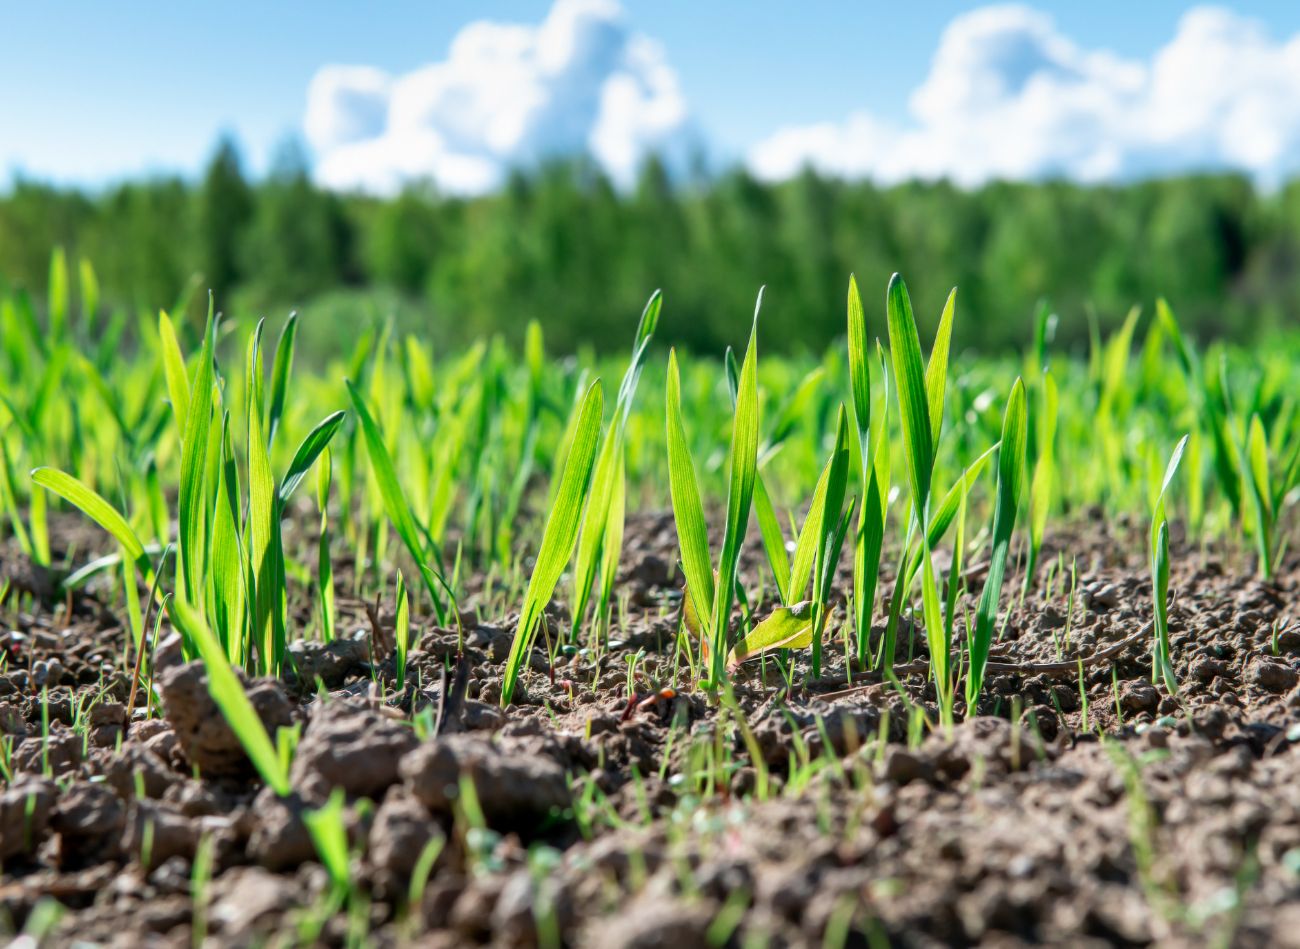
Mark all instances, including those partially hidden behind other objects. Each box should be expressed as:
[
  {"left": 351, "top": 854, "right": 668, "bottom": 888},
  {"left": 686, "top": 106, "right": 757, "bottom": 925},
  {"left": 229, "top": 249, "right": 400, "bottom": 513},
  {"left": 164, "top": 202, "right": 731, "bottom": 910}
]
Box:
[
  {"left": 501, "top": 380, "right": 603, "bottom": 705},
  {"left": 886, "top": 274, "right": 934, "bottom": 518},
  {"left": 966, "top": 378, "right": 1028, "bottom": 706},
  {"left": 810, "top": 407, "right": 852, "bottom": 677},
  {"left": 395, "top": 570, "right": 410, "bottom": 692},
  {"left": 1025, "top": 372, "right": 1059, "bottom": 589},
  {"left": 752, "top": 475, "right": 791, "bottom": 603},
  {"left": 1150, "top": 434, "right": 1188, "bottom": 691},
  {"left": 48, "top": 247, "right": 68, "bottom": 339},
  {"left": 211, "top": 417, "right": 246, "bottom": 662},
  {"left": 615, "top": 290, "right": 661, "bottom": 419},
  {"left": 854, "top": 464, "right": 886, "bottom": 667},
  {"left": 178, "top": 297, "right": 216, "bottom": 610},
  {"left": 920, "top": 534, "right": 951, "bottom": 728},
  {"left": 666, "top": 349, "right": 715, "bottom": 632},
  {"left": 924, "top": 288, "right": 957, "bottom": 446},
  {"left": 788, "top": 458, "right": 832, "bottom": 604},
  {"left": 316, "top": 448, "right": 336, "bottom": 644},
  {"left": 346, "top": 380, "right": 448, "bottom": 621},
  {"left": 304, "top": 788, "right": 351, "bottom": 895},
  {"left": 157, "top": 310, "right": 190, "bottom": 433},
  {"left": 709, "top": 304, "right": 761, "bottom": 687},
  {"left": 846, "top": 275, "right": 871, "bottom": 453},
  {"left": 1245, "top": 415, "right": 1273, "bottom": 577},
  {"left": 266, "top": 313, "right": 298, "bottom": 448},
  {"left": 1152, "top": 521, "right": 1176, "bottom": 693},
  {"left": 594, "top": 451, "right": 627, "bottom": 640},
  {"left": 571, "top": 296, "right": 659, "bottom": 641},
  {"left": 30, "top": 468, "right": 151, "bottom": 579},
  {"left": 278, "top": 411, "right": 346, "bottom": 505},
  {"left": 246, "top": 323, "right": 278, "bottom": 673},
  {"left": 78, "top": 258, "right": 98, "bottom": 332},
  {"left": 923, "top": 442, "right": 998, "bottom": 555}
]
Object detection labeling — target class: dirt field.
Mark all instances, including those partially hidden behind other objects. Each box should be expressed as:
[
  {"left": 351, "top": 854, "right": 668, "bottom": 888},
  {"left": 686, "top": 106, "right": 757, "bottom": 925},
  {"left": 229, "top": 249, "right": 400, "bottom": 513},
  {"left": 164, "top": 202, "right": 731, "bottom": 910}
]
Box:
[{"left": 3, "top": 513, "right": 1300, "bottom": 947}]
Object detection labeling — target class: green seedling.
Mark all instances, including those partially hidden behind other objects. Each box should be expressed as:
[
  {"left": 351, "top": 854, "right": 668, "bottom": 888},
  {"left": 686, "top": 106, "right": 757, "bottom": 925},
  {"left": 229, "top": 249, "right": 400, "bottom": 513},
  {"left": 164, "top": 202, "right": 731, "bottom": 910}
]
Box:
[
  {"left": 1151, "top": 435, "right": 1189, "bottom": 693},
  {"left": 666, "top": 296, "right": 761, "bottom": 693},
  {"left": 501, "top": 380, "right": 604, "bottom": 705}
]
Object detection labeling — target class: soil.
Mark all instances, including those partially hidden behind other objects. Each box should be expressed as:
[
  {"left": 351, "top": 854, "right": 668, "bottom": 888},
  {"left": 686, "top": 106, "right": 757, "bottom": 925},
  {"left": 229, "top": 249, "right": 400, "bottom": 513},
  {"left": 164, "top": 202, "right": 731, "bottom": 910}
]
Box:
[{"left": 2, "top": 510, "right": 1300, "bottom": 947}]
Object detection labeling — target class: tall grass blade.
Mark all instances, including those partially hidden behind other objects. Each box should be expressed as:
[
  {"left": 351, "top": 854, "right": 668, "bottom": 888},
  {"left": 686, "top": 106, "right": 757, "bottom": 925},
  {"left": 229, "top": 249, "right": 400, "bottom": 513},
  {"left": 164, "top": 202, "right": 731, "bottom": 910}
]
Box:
[
  {"left": 966, "top": 378, "right": 1028, "bottom": 705},
  {"left": 666, "top": 349, "right": 714, "bottom": 631},
  {"left": 501, "top": 380, "right": 603, "bottom": 705},
  {"left": 886, "top": 274, "right": 934, "bottom": 518}
]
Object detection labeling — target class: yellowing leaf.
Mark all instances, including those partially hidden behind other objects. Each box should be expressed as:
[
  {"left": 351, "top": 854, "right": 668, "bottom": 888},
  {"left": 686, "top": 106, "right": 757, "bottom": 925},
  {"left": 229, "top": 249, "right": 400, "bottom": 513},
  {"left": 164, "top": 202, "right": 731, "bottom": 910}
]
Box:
[{"left": 727, "top": 602, "right": 814, "bottom": 668}]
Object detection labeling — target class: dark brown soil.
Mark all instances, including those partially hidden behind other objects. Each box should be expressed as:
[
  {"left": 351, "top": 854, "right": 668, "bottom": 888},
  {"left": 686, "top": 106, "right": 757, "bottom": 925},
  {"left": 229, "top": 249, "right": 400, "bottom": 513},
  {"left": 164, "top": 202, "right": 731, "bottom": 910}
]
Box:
[{"left": 2, "top": 512, "right": 1300, "bottom": 947}]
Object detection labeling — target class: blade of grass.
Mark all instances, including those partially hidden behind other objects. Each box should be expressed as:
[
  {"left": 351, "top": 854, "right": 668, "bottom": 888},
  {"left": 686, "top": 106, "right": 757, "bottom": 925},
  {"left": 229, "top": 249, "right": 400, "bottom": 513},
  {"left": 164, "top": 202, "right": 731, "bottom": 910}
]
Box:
[
  {"left": 966, "top": 378, "right": 1028, "bottom": 706},
  {"left": 501, "top": 380, "right": 603, "bottom": 705}
]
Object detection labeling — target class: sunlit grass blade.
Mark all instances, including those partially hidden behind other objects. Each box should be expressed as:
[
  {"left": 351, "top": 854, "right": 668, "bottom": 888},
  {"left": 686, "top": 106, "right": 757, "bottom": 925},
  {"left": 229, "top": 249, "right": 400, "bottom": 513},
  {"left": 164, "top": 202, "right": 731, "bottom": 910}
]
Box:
[
  {"left": 1245, "top": 414, "right": 1273, "bottom": 578},
  {"left": 246, "top": 322, "right": 278, "bottom": 673},
  {"left": 305, "top": 788, "right": 351, "bottom": 896},
  {"left": 810, "top": 407, "right": 851, "bottom": 678},
  {"left": 594, "top": 450, "right": 627, "bottom": 641},
  {"left": 666, "top": 349, "right": 714, "bottom": 633},
  {"left": 395, "top": 570, "right": 410, "bottom": 692},
  {"left": 886, "top": 274, "right": 934, "bottom": 519},
  {"left": 752, "top": 475, "right": 790, "bottom": 603},
  {"left": 966, "top": 377, "right": 1028, "bottom": 705},
  {"left": 30, "top": 467, "right": 151, "bottom": 579},
  {"left": 48, "top": 247, "right": 68, "bottom": 339},
  {"left": 279, "top": 411, "right": 346, "bottom": 505},
  {"left": 1150, "top": 433, "right": 1188, "bottom": 692},
  {"left": 501, "top": 380, "right": 603, "bottom": 705},
  {"left": 846, "top": 274, "right": 871, "bottom": 451},
  {"left": 788, "top": 460, "right": 831, "bottom": 604},
  {"left": 211, "top": 416, "right": 246, "bottom": 662},
  {"left": 920, "top": 534, "right": 951, "bottom": 728},
  {"left": 178, "top": 297, "right": 216, "bottom": 611},
  {"left": 1024, "top": 371, "right": 1059, "bottom": 590},
  {"left": 346, "top": 379, "right": 449, "bottom": 622},
  {"left": 708, "top": 303, "right": 761, "bottom": 686},
  {"left": 316, "top": 448, "right": 336, "bottom": 643},
  {"left": 266, "top": 313, "right": 298, "bottom": 447},
  {"left": 157, "top": 310, "right": 190, "bottom": 433},
  {"left": 923, "top": 288, "right": 956, "bottom": 445}
]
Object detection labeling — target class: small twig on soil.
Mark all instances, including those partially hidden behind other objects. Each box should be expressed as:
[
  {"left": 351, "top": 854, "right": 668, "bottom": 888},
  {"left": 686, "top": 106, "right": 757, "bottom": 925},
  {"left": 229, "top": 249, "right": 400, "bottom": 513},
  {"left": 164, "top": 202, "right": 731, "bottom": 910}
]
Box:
[
  {"left": 364, "top": 591, "right": 389, "bottom": 663},
  {"left": 809, "top": 624, "right": 1152, "bottom": 701},
  {"left": 434, "top": 654, "right": 471, "bottom": 737},
  {"left": 126, "top": 546, "right": 172, "bottom": 720}
]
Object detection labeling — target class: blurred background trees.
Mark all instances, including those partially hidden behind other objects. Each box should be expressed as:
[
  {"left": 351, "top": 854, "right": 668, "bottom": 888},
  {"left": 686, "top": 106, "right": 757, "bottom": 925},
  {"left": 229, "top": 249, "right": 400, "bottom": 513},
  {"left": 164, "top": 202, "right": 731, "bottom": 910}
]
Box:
[{"left": 0, "top": 136, "right": 1292, "bottom": 361}]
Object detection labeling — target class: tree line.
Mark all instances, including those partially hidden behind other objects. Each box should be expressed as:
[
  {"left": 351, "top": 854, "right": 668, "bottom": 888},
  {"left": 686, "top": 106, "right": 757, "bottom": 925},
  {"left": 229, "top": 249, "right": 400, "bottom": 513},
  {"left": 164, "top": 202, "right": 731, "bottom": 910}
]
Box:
[{"left": 1, "top": 135, "right": 1293, "bottom": 359}]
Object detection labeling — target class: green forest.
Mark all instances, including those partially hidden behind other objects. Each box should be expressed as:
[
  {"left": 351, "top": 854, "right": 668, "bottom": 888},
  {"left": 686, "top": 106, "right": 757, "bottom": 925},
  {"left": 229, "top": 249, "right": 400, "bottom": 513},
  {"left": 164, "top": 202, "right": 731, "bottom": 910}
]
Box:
[{"left": 1, "top": 136, "right": 1293, "bottom": 359}]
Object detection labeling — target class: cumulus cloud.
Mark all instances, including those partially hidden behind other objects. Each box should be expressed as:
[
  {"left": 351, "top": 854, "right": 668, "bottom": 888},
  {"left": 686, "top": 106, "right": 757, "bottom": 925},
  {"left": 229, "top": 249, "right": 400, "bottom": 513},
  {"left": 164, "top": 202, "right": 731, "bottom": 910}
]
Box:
[
  {"left": 304, "top": 0, "right": 691, "bottom": 194},
  {"left": 749, "top": 5, "right": 1300, "bottom": 186}
]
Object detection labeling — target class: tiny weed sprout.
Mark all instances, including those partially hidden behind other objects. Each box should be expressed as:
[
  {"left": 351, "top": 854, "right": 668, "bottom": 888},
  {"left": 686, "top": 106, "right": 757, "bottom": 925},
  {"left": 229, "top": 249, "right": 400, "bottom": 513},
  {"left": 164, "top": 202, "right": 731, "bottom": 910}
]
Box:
[
  {"left": 394, "top": 569, "right": 411, "bottom": 693},
  {"left": 304, "top": 787, "right": 353, "bottom": 897},
  {"left": 1151, "top": 435, "right": 1189, "bottom": 694}
]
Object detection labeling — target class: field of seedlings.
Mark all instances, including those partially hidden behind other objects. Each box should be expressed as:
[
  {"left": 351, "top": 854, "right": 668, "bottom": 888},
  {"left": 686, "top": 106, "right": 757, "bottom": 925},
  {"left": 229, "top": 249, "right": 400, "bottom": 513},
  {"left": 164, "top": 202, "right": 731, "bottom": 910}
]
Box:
[{"left": 2, "top": 255, "right": 1300, "bottom": 947}]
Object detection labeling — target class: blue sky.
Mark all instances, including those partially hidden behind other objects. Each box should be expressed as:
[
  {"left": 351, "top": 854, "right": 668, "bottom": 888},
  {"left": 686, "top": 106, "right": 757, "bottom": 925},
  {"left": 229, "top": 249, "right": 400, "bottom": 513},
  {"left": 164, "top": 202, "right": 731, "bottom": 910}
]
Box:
[{"left": 6, "top": 1, "right": 1300, "bottom": 189}]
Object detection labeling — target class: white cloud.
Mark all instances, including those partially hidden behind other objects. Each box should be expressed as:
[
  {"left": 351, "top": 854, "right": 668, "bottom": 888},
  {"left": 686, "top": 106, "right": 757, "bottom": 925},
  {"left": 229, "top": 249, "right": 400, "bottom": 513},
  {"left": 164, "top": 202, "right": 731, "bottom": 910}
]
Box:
[
  {"left": 304, "top": 0, "right": 691, "bottom": 194},
  {"left": 749, "top": 5, "right": 1300, "bottom": 187}
]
